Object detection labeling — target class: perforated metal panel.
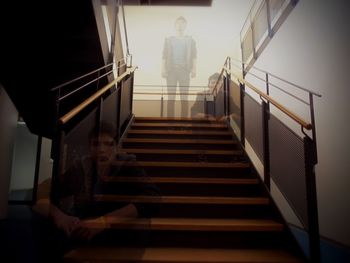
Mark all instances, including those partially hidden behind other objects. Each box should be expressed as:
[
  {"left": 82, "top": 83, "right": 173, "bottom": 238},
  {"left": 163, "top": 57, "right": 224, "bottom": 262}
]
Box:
[
  {"left": 244, "top": 94, "right": 264, "bottom": 162},
  {"left": 215, "top": 85, "right": 225, "bottom": 118},
  {"left": 253, "top": 1, "right": 268, "bottom": 47},
  {"left": 269, "top": 0, "right": 288, "bottom": 23},
  {"left": 62, "top": 109, "right": 98, "bottom": 175},
  {"left": 102, "top": 90, "right": 118, "bottom": 126},
  {"left": 120, "top": 75, "right": 132, "bottom": 127},
  {"left": 242, "top": 27, "right": 253, "bottom": 63},
  {"left": 269, "top": 114, "right": 308, "bottom": 227},
  {"left": 229, "top": 80, "right": 241, "bottom": 128}
]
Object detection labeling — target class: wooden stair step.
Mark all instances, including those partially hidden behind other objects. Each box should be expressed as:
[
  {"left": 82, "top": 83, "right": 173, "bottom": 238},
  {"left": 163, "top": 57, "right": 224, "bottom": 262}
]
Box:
[
  {"left": 112, "top": 161, "right": 249, "bottom": 169},
  {"left": 64, "top": 247, "right": 305, "bottom": 263},
  {"left": 131, "top": 123, "right": 228, "bottom": 129},
  {"left": 94, "top": 195, "right": 269, "bottom": 205},
  {"left": 127, "top": 130, "right": 232, "bottom": 136},
  {"left": 123, "top": 138, "right": 236, "bottom": 145},
  {"left": 123, "top": 149, "right": 242, "bottom": 156},
  {"left": 84, "top": 218, "right": 284, "bottom": 232},
  {"left": 102, "top": 176, "right": 259, "bottom": 185},
  {"left": 134, "top": 116, "right": 222, "bottom": 123}
]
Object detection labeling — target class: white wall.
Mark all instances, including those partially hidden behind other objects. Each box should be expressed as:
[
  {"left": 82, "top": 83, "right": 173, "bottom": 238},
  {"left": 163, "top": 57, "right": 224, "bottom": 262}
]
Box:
[
  {"left": 9, "top": 124, "right": 38, "bottom": 191},
  {"left": 122, "top": 0, "right": 254, "bottom": 89},
  {"left": 249, "top": 0, "right": 350, "bottom": 246},
  {"left": 38, "top": 138, "right": 53, "bottom": 184},
  {"left": 0, "top": 85, "right": 18, "bottom": 219}
]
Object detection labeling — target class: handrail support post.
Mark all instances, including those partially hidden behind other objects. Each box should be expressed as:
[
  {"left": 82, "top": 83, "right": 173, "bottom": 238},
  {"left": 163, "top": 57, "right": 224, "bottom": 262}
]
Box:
[
  {"left": 262, "top": 101, "right": 271, "bottom": 190},
  {"left": 265, "top": 73, "right": 270, "bottom": 111},
  {"left": 304, "top": 136, "right": 320, "bottom": 262},
  {"left": 309, "top": 93, "right": 318, "bottom": 163},
  {"left": 240, "top": 82, "right": 245, "bottom": 147}
]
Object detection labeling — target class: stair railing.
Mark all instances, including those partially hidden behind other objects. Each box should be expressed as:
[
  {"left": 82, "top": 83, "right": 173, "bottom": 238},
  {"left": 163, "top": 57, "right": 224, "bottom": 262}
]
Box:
[
  {"left": 133, "top": 84, "right": 210, "bottom": 118},
  {"left": 240, "top": 0, "right": 299, "bottom": 73},
  {"left": 49, "top": 63, "right": 137, "bottom": 222},
  {"left": 217, "top": 56, "right": 321, "bottom": 262}
]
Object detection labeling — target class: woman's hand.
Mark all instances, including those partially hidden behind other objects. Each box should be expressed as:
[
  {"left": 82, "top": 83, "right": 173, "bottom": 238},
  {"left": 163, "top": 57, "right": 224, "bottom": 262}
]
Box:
[
  {"left": 50, "top": 205, "right": 80, "bottom": 237},
  {"left": 72, "top": 216, "right": 108, "bottom": 241}
]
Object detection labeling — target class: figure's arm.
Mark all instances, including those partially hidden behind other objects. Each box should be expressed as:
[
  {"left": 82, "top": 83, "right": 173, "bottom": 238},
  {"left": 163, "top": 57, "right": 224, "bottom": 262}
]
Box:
[
  {"left": 191, "top": 58, "right": 197, "bottom": 78},
  {"left": 76, "top": 204, "right": 139, "bottom": 241},
  {"left": 162, "top": 38, "right": 168, "bottom": 78},
  {"left": 50, "top": 202, "right": 81, "bottom": 237},
  {"left": 191, "top": 39, "right": 197, "bottom": 78},
  {"left": 161, "top": 59, "right": 168, "bottom": 78}
]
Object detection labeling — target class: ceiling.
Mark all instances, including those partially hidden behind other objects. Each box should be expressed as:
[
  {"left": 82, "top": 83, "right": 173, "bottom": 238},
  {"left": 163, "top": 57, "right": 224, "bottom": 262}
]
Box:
[{"left": 122, "top": 0, "right": 212, "bottom": 6}]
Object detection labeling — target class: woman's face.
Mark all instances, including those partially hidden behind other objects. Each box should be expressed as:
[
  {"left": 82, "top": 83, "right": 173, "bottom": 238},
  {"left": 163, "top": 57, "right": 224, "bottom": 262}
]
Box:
[{"left": 90, "top": 133, "right": 116, "bottom": 165}]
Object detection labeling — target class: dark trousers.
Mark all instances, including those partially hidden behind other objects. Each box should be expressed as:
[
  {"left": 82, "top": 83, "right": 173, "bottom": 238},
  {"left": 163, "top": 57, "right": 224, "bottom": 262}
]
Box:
[{"left": 166, "top": 66, "right": 190, "bottom": 117}]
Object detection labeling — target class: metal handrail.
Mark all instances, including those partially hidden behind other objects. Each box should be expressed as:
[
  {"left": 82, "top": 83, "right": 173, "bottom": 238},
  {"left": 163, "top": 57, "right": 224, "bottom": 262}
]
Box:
[
  {"left": 59, "top": 66, "right": 137, "bottom": 125},
  {"left": 227, "top": 67, "right": 312, "bottom": 130},
  {"left": 50, "top": 58, "right": 126, "bottom": 92},
  {"left": 231, "top": 57, "right": 322, "bottom": 97},
  {"left": 239, "top": 67, "right": 310, "bottom": 105},
  {"left": 58, "top": 69, "right": 113, "bottom": 101}
]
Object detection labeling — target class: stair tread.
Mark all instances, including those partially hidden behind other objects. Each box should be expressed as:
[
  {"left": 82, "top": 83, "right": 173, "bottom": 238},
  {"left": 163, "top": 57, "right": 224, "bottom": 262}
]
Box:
[
  {"left": 94, "top": 195, "right": 269, "bottom": 205},
  {"left": 123, "top": 138, "right": 236, "bottom": 144},
  {"left": 102, "top": 176, "right": 258, "bottom": 184},
  {"left": 112, "top": 161, "right": 249, "bottom": 168},
  {"left": 128, "top": 130, "right": 232, "bottom": 135},
  {"left": 135, "top": 116, "right": 221, "bottom": 122},
  {"left": 64, "top": 247, "right": 304, "bottom": 262},
  {"left": 132, "top": 123, "right": 227, "bottom": 128},
  {"left": 123, "top": 148, "right": 242, "bottom": 155},
  {"left": 84, "top": 218, "right": 284, "bottom": 232}
]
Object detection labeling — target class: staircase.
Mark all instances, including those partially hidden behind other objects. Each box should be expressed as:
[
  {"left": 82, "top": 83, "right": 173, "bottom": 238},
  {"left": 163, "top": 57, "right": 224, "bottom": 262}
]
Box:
[{"left": 64, "top": 117, "right": 306, "bottom": 262}]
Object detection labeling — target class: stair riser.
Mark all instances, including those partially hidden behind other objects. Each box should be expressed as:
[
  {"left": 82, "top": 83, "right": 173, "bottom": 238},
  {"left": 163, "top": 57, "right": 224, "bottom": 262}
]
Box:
[
  {"left": 123, "top": 142, "right": 238, "bottom": 150},
  {"left": 153, "top": 183, "right": 263, "bottom": 197},
  {"left": 140, "top": 167, "right": 252, "bottom": 178},
  {"left": 156, "top": 204, "right": 274, "bottom": 219},
  {"left": 127, "top": 154, "right": 246, "bottom": 163},
  {"left": 131, "top": 126, "right": 229, "bottom": 131},
  {"left": 143, "top": 231, "right": 288, "bottom": 249},
  {"left": 134, "top": 119, "right": 223, "bottom": 124},
  {"left": 127, "top": 133, "right": 234, "bottom": 140}
]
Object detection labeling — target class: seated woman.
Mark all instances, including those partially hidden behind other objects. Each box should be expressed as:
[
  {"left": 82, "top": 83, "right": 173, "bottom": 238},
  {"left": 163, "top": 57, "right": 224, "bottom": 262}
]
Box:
[
  {"left": 33, "top": 121, "right": 160, "bottom": 258},
  {"left": 191, "top": 72, "right": 223, "bottom": 119}
]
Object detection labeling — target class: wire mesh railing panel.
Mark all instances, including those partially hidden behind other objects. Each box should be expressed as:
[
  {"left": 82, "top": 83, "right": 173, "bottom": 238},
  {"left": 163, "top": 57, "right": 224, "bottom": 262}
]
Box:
[
  {"left": 253, "top": 1, "right": 269, "bottom": 48},
  {"left": 61, "top": 109, "right": 98, "bottom": 176},
  {"left": 229, "top": 80, "right": 241, "bottom": 129},
  {"left": 242, "top": 27, "right": 254, "bottom": 63},
  {"left": 215, "top": 85, "right": 225, "bottom": 118},
  {"left": 269, "top": 0, "right": 288, "bottom": 25},
  {"left": 269, "top": 113, "right": 308, "bottom": 228},
  {"left": 244, "top": 94, "right": 264, "bottom": 162},
  {"left": 102, "top": 90, "right": 118, "bottom": 128},
  {"left": 120, "top": 75, "right": 132, "bottom": 129}
]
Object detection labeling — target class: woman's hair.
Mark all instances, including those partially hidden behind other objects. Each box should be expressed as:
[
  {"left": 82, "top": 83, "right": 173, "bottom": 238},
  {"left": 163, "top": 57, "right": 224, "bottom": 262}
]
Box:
[
  {"left": 88, "top": 121, "right": 116, "bottom": 141},
  {"left": 208, "top": 72, "right": 221, "bottom": 84}
]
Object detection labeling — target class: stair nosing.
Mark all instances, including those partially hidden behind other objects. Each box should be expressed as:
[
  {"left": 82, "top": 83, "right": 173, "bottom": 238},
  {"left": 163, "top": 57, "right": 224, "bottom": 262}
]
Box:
[
  {"left": 84, "top": 218, "right": 284, "bottom": 232},
  {"left": 102, "top": 176, "right": 258, "bottom": 185},
  {"left": 112, "top": 161, "right": 249, "bottom": 168},
  {"left": 65, "top": 247, "right": 304, "bottom": 263},
  {"left": 94, "top": 195, "right": 269, "bottom": 205}
]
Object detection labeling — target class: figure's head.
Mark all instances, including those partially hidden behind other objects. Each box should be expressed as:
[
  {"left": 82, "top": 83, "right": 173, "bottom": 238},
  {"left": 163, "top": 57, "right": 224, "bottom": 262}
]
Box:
[
  {"left": 88, "top": 121, "right": 117, "bottom": 164},
  {"left": 208, "top": 73, "right": 222, "bottom": 93},
  {"left": 175, "top": 16, "right": 187, "bottom": 35}
]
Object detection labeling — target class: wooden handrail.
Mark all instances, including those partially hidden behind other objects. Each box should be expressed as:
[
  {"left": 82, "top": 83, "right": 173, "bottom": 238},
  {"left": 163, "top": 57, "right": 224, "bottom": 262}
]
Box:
[
  {"left": 224, "top": 67, "right": 312, "bottom": 130},
  {"left": 59, "top": 67, "right": 137, "bottom": 125}
]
